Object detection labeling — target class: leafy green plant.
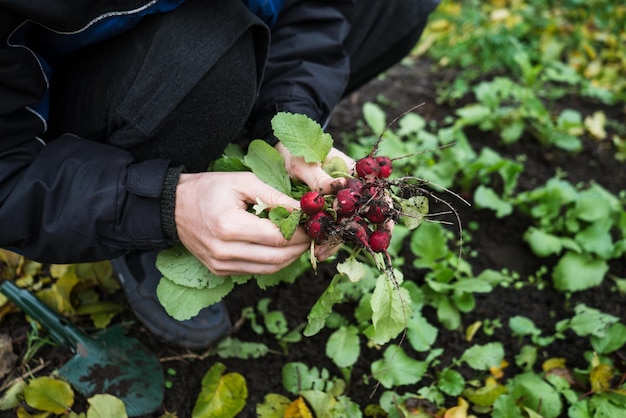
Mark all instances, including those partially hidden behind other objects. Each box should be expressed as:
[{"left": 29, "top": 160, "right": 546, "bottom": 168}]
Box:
[{"left": 515, "top": 178, "right": 625, "bottom": 292}]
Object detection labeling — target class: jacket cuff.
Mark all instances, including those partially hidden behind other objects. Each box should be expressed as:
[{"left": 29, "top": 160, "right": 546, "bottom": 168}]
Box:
[{"left": 160, "top": 165, "right": 185, "bottom": 245}]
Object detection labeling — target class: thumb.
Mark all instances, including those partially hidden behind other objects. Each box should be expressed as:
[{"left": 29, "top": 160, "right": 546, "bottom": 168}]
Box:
[{"left": 299, "top": 166, "right": 346, "bottom": 195}]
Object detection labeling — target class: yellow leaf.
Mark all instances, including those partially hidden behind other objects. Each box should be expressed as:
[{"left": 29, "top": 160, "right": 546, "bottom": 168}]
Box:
[
  {"left": 0, "top": 378, "right": 26, "bottom": 410},
  {"left": 16, "top": 407, "right": 49, "bottom": 418},
  {"left": 542, "top": 358, "right": 567, "bottom": 373},
  {"left": 444, "top": 398, "right": 469, "bottom": 418},
  {"left": 284, "top": 397, "right": 313, "bottom": 418},
  {"left": 86, "top": 393, "right": 128, "bottom": 418},
  {"left": 191, "top": 363, "right": 247, "bottom": 418},
  {"left": 590, "top": 363, "right": 613, "bottom": 392},
  {"left": 489, "top": 360, "right": 508, "bottom": 379},
  {"left": 584, "top": 111, "right": 607, "bottom": 140},
  {"left": 462, "top": 377, "right": 507, "bottom": 407},
  {"left": 465, "top": 321, "right": 482, "bottom": 342},
  {"left": 49, "top": 264, "right": 70, "bottom": 279},
  {"left": 24, "top": 376, "right": 74, "bottom": 414}
]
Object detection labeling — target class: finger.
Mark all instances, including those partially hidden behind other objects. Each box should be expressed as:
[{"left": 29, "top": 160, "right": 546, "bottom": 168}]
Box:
[
  {"left": 200, "top": 241, "right": 310, "bottom": 276},
  {"left": 314, "top": 241, "right": 343, "bottom": 261},
  {"left": 234, "top": 172, "right": 301, "bottom": 209},
  {"left": 210, "top": 211, "right": 311, "bottom": 247}
]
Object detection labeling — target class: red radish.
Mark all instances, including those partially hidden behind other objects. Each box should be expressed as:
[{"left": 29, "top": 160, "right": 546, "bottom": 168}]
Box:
[
  {"left": 355, "top": 156, "right": 380, "bottom": 178},
  {"left": 365, "top": 202, "right": 389, "bottom": 224},
  {"left": 345, "top": 222, "right": 371, "bottom": 248},
  {"left": 376, "top": 156, "right": 393, "bottom": 178},
  {"left": 346, "top": 178, "right": 364, "bottom": 193},
  {"left": 305, "top": 211, "right": 333, "bottom": 239},
  {"left": 333, "top": 188, "right": 360, "bottom": 215},
  {"left": 369, "top": 230, "right": 391, "bottom": 253},
  {"left": 300, "top": 191, "right": 325, "bottom": 215}
]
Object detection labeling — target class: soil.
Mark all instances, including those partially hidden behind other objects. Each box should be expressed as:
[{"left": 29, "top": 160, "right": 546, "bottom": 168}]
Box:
[{"left": 1, "top": 57, "right": 626, "bottom": 417}]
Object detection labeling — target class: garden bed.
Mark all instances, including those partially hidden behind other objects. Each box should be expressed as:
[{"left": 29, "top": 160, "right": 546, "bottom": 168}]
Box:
[{"left": 2, "top": 53, "right": 625, "bottom": 417}]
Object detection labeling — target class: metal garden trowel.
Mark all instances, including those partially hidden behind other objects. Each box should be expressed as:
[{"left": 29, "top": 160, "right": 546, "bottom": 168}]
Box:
[{"left": 0, "top": 281, "right": 164, "bottom": 417}]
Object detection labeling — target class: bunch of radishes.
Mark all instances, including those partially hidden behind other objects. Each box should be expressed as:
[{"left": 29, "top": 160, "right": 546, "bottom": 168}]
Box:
[{"left": 300, "top": 154, "right": 398, "bottom": 260}]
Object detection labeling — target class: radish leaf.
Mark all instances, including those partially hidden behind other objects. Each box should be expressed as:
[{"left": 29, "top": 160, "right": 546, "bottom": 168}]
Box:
[{"left": 271, "top": 112, "right": 332, "bottom": 163}]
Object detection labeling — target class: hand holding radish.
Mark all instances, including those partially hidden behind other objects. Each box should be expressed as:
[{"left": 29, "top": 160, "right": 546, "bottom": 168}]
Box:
[
  {"left": 174, "top": 172, "right": 311, "bottom": 276},
  {"left": 276, "top": 143, "right": 355, "bottom": 261},
  {"left": 276, "top": 143, "right": 354, "bottom": 195}
]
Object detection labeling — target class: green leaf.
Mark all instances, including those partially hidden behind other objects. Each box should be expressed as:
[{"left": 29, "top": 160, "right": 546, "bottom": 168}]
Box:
[
  {"left": 452, "top": 278, "right": 493, "bottom": 293},
  {"left": 461, "top": 342, "right": 505, "bottom": 371},
  {"left": 326, "top": 326, "right": 360, "bottom": 368},
  {"left": 524, "top": 227, "right": 564, "bottom": 257},
  {"left": 508, "top": 373, "right": 562, "bottom": 418},
  {"left": 473, "top": 185, "right": 513, "bottom": 217},
  {"left": 156, "top": 244, "right": 225, "bottom": 289},
  {"left": 244, "top": 140, "right": 291, "bottom": 194},
  {"left": 456, "top": 104, "right": 492, "bottom": 124},
  {"left": 362, "top": 102, "right": 387, "bottom": 135},
  {"left": 492, "top": 394, "right": 524, "bottom": 418},
  {"left": 515, "top": 345, "right": 538, "bottom": 371},
  {"left": 192, "top": 363, "right": 247, "bottom": 418},
  {"left": 86, "top": 394, "right": 128, "bottom": 418},
  {"left": 24, "top": 376, "right": 74, "bottom": 414},
  {"left": 156, "top": 276, "right": 234, "bottom": 320},
  {"left": 438, "top": 368, "right": 465, "bottom": 397},
  {"left": 214, "top": 337, "right": 270, "bottom": 359},
  {"left": 322, "top": 156, "right": 350, "bottom": 178},
  {"left": 255, "top": 255, "right": 309, "bottom": 289},
  {"left": 271, "top": 112, "right": 333, "bottom": 163},
  {"left": 591, "top": 322, "right": 626, "bottom": 354},
  {"left": 269, "top": 206, "right": 302, "bottom": 240},
  {"left": 301, "top": 390, "right": 345, "bottom": 418},
  {"left": 336, "top": 257, "right": 370, "bottom": 283},
  {"left": 371, "top": 272, "right": 411, "bottom": 345},
  {"left": 406, "top": 312, "right": 438, "bottom": 352},
  {"left": 410, "top": 222, "right": 448, "bottom": 267},
  {"left": 263, "top": 310, "right": 288, "bottom": 337},
  {"left": 398, "top": 196, "right": 429, "bottom": 230},
  {"left": 371, "top": 345, "right": 427, "bottom": 388},
  {"left": 304, "top": 274, "right": 344, "bottom": 337},
  {"left": 589, "top": 392, "right": 626, "bottom": 417},
  {"left": 500, "top": 119, "right": 525, "bottom": 143},
  {"left": 282, "top": 363, "right": 329, "bottom": 395},
  {"left": 210, "top": 156, "right": 249, "bottom": 172},
  {"left": 256, "top": 393, "right": 291, "bottom": 418},
  {"left": 574, "top": 219, "right": 614, "bottom": 259},
  {"left": 552, "top": 252, "right": 609, "bottom": 292},
  {"left": 509, "top": 315, "right": 541, "bottom": 338},
  {"left": 574, "top": 184, "right": 620, "bottom": 222},
  {"left": 567, "top": 304, "right": 618, "bottom": 338}
]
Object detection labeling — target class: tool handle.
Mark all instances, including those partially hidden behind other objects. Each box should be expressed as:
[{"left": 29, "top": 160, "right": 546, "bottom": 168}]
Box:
[{"left": 1, "top": 281, "right": 85, "bottom": 349}]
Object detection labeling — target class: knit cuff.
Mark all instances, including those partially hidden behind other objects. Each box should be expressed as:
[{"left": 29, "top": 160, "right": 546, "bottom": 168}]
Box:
[{"left": 160, "top": 165, "right": 185, "bottom": 245}]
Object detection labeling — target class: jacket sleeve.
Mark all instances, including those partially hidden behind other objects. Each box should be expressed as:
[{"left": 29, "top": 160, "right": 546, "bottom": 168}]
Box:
[
  {"left": 248, "top": 0, "right": 355, "bottom": 143},
  {"left": 0, "top": 17, "right": 176, "bottom": 264}
]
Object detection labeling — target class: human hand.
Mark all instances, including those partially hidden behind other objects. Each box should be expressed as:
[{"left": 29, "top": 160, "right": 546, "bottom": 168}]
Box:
[
  {"left": 174, "top": 172, "right": 311, "bottom": 276},
  {"left": 275, "top": 143, "right": 356, "bottom": 261},
  {"left": 276, "top": 143, "right": 355, "bottom": 195}
]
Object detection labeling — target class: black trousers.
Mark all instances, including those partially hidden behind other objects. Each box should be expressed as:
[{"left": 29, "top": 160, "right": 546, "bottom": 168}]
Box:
[{"left": 48, "top": 0, "right": 433, "bottom": 172}]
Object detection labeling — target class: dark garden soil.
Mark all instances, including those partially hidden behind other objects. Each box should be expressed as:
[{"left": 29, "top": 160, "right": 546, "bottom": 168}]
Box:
[{"left": 1, "top": 57, "right": 626, "bottom": 417}]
